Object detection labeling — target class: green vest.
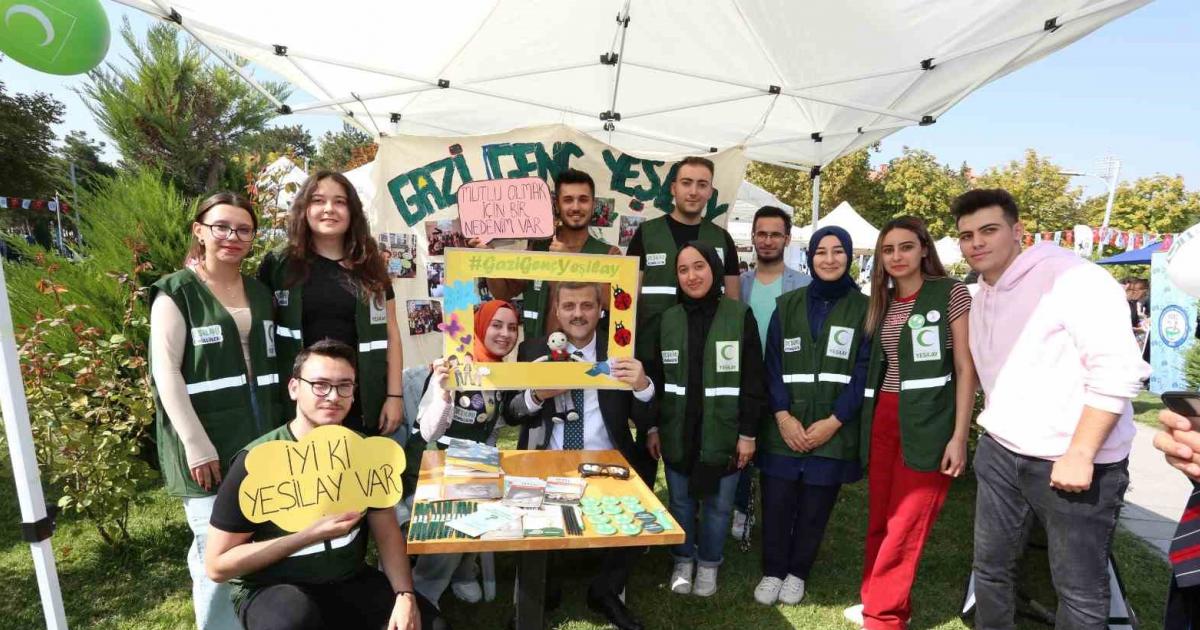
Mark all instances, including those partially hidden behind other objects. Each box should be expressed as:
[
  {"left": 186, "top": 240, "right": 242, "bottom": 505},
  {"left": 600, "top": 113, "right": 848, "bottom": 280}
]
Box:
[
  {"left": 859, "top": 278, "right": 959, "bottom": 472},
  {"left": 401, "top": 389, "right": 504, "bottom": 496},
  {"left": 635, "top": 216, "right": 729, "bottom": 361},
  {"left": 522, "top": 235, "right": 612, "bottom": 339},
  {"left": 230, "top": 424, "right": 369, "bottom": 611},
  {"left": 658, "top": 297, "right": 747, "bottom": 469},
  {"left": 259, "top": 250, "right": 390, "bottom": 432},
  {"left": 150, "top": 269, "right": 281, "bottom": 498},
  {"left": 760, "top": 287, "right": 868, "bottom": 461}
]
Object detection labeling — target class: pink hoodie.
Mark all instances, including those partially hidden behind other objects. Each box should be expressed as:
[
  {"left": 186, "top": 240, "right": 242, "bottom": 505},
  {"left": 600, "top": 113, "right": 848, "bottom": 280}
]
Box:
[{"left": 970, "top": 242, "right": 1150, "bottom": 463}]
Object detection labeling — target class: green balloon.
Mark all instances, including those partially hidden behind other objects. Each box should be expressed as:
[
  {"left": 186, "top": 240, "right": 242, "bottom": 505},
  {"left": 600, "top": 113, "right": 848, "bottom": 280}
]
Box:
[{"left": 0, "top": 0, "right": 110, "bottom": 75}]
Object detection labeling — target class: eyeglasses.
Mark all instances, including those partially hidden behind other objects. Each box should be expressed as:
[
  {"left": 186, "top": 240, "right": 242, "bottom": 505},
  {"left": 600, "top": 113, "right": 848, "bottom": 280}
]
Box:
[
  {"left": 754, "top": 231, "right": 787, "bottom": 241},
  {"left": 199, "top": 222, "right": 255, "bottom": 242},
  {"left": 296, "top": 377, "right": 355, "bottom": 398}
]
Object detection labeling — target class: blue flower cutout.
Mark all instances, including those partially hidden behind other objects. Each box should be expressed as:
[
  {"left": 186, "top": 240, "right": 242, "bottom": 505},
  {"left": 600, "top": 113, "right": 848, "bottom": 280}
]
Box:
[
  {"left": 585, "top": 361, "right": 611, "bottom": 377},
  {"left": 443, "top": 280, "right": 480, "bottom": 313}
]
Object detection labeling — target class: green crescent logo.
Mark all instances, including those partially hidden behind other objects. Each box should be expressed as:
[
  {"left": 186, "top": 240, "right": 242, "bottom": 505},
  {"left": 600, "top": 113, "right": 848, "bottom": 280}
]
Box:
[
  {"left": 720, "top": 343, "right": 736, "bottom": 360},
  {"left": 916, "top": 329, "right": 935, "bottom": 347},
  {"left": 834, "top": 329, "right": 851, "bottom": 345}
]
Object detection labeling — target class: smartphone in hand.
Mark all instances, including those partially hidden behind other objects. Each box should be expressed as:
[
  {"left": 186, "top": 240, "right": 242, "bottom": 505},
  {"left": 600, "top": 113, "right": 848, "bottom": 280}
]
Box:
[{"left": 1162, "top": 391, "right": 1200, "bottom": 430}]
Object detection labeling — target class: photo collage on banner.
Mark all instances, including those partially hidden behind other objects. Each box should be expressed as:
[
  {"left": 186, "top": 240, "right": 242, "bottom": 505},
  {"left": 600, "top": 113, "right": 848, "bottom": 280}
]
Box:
[{"left": 364, "top": 124, "right": 748, "bottom": 367}]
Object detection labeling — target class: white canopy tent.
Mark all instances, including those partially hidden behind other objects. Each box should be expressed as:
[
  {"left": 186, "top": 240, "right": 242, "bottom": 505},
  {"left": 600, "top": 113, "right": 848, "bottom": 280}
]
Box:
[
  {"left": 4, "top": 1, "right": 1154, "bottom": 628},
  {"left": 256, "top": 155, "right": 309, "bottom": 212},
  {"left": 725, "top": 180, "right": 800, "bottom": 245},
  {"left": 795, "top": 201, "right": 881, "bottom": 252}
]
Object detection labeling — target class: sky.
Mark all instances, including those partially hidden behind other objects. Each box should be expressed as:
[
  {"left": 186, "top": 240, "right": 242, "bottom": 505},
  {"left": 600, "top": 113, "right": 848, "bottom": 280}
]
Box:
[{"left": 3, "top": 0, "right": 1197, "bottom": 201}]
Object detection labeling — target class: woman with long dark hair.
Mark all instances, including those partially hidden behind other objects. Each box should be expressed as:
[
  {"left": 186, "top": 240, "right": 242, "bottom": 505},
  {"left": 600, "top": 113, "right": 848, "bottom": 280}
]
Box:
[
  {"left": 845, "top": 216, "right": 975, "bottom": 630},
  {"left": 150, "top": 192, "right": 281, "bottom": 629},
  {"left": 257, "top": 171, "right": 403, "bottom": 436}
]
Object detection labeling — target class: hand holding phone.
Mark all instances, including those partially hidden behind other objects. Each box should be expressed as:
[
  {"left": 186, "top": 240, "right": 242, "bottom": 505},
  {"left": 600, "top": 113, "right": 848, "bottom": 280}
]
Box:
[{"left": 1162, "top": 391, "right": 1200, "bottom": 430}]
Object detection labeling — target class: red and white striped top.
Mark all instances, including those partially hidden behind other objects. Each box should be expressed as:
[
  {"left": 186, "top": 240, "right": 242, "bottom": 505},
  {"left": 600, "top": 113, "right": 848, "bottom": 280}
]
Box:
[{"left": 880, "top": 281, "right": 972, "bottom": 393}]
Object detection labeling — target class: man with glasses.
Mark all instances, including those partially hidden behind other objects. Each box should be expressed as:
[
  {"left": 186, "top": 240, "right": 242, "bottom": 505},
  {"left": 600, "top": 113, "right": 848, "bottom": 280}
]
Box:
[
  {"left": 204, "top": 340, "right": 435, "bottom": 630},
  {"left": 730, "top": 206, "right": 810, "bottom": 541}
]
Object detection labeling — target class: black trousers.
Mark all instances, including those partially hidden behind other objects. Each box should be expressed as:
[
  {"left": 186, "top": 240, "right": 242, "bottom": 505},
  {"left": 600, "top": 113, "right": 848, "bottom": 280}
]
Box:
[
  {"left": 759, "top": 473, "right": 842, "bottom": 580},
  {"left": 239, "top": 567, "right": 437, "bottom": 630},
  {"left": 545, "top": 547, "right": 639, "bottom": 600}
]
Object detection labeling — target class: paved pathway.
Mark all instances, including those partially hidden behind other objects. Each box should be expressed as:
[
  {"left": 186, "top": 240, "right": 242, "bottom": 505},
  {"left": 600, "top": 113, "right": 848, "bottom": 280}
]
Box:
[{"left": 1121, "top": 422, "right": 1193, "bottom": 557}]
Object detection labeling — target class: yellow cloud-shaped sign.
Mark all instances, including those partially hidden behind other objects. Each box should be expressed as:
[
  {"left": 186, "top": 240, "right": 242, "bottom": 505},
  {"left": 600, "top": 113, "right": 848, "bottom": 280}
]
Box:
[{"left": 238, "top": 425, "right": 407, "bottom": 532}]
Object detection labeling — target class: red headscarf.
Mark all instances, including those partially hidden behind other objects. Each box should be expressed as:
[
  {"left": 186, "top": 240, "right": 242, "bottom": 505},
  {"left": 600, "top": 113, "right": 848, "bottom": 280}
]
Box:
[{"left": 472, "top": 299, "right": 517, "bottom": 362}]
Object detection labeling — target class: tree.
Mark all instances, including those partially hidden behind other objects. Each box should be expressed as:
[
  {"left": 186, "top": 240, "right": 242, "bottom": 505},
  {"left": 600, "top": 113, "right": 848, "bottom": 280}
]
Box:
[
  {"left": 80, "top": 19, "right": 289, "bottom": 195},
  {"left": 312, "top": 122, "right": 374, "bottom": 172},
  {"left": 974, "top": 149, "right": 1084, "bottom": 233},
  {"left": 1082, "top": 174, "right": 1200, "bottom": 234},
  {"left": 878, "top": 148, "right": 968, "bottom": 237},
  {"left": 55, "top": 130, "right": 116, "bottom": 192},
  {"left": 243, "top": 124, "right": 316, "bottom": 161},
  {"left": 746, "top": 146, "right": 886, "bottom": 226},
  {"left": 0, "top": 79, "right": 64, "bottom": 197}
]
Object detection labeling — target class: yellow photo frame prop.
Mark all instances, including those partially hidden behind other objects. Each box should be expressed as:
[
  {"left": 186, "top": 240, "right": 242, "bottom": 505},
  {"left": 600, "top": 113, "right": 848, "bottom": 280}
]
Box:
[{"left": 442, "top": 248, "right": 640, "bottom": 390}]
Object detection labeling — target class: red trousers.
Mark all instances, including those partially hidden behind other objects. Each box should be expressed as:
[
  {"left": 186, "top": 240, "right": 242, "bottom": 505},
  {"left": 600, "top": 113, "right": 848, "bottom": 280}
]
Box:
[{"left": 860, "top": 392, "right": 952, "bottom": 630}]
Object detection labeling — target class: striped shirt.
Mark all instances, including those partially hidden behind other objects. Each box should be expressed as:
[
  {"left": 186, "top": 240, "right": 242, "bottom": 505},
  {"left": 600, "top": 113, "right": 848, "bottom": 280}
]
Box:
[
  {"left": 1171, "top": 482, "right": 1200, "bottom": 587},
  {"left": 880, "top": 281, "right": 971, "bottom": 393}
]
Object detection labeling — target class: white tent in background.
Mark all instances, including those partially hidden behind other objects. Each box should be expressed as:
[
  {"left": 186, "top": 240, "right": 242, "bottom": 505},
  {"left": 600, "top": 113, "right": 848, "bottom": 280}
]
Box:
[
  {"left": 795, "top": 201, "right": 880, "bottom": 252},
  {"left": 726, "top": 180, "right": 800, "bottom": 245},
  {"left": 256, "top": 155, "right": 308, "bottom": 212},
  {"left": 936, "top": 236, "right": 964, "bottom": 265},
  {"left": 343, "top": 161, "right": 378, "bottom": 209}
]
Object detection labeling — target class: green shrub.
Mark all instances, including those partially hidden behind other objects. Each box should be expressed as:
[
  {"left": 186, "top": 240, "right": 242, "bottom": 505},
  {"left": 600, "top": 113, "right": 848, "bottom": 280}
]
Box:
[
  {"left": 14, "top": 258, "right": 156, "bottom": 546},
  {"left": 1186, "top": 340, "right": 1200, "bottom": 391}
]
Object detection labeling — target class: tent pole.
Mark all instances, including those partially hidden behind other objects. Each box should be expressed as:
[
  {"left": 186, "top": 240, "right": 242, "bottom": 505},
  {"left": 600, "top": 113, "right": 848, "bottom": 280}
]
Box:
[
  {"left": 0, "top": 263, "right": 69, "bottom": 630},
  {"left": 811, "top": 166, "right": 822, "bottom": 227},
  {"left": 1096, "top": 159, "right": 1121, "bottom": 257}
]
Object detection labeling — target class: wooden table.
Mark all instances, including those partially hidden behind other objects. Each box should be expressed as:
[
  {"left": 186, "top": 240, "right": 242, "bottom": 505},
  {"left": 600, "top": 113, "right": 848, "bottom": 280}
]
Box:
[{"left": 409, "top": 449, "right": 682, "bottom": 629}]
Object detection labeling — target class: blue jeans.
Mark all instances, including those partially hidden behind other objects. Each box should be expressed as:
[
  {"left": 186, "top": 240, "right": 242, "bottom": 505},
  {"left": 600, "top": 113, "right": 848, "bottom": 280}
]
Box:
[
  {"left": 665, "top": 466, "right": 739, "bottom": 567},
  {"left": 182, "top": 496, "right": 241, "bottom": 630}
]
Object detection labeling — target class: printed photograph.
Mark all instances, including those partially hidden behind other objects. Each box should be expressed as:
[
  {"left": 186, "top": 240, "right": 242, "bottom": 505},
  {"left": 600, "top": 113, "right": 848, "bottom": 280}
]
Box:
[
  {"left": 427, "top": 262, "right": 446, "bottom": 298},
  {"left": 618, "top": 214, "right": 645, "bottom": 247},
  {"left": 406, "top": 299, "right": 444, "bottom": 335},
  {"left": 425, "top": 218, "right": 466, "bottom": 256},
  {"left": 591, "top": 197, "right": 618, "bottom": 228},
  {"left": 377, "top": 232, "right": 418, "bottom": 279}
]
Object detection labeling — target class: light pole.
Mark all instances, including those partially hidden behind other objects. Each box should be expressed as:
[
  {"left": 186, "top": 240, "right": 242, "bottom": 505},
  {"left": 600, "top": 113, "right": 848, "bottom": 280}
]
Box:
[{"left": 1061, "top": 155, "right": 1120, "bottom": 256}]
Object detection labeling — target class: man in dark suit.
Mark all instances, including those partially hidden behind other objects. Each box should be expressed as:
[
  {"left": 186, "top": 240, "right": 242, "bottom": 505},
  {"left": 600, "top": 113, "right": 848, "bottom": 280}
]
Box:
[{"left": 508, "top": 281, "right": 656, "bottom": 630}]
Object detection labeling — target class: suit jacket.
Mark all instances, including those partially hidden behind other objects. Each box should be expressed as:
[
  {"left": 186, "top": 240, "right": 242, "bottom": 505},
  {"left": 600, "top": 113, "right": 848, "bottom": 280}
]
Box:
[{"left": 508, "top": 333, "right": 657, "bottom": 484}]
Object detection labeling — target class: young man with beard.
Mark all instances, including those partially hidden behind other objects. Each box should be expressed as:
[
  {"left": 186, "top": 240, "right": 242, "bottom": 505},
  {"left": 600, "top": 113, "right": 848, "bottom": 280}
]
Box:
[
  {"left": 475, "top": 168, "right": 621, "bottom": 340},
  {"left": 508, "top": 282, "right": 657, "bottom": 630},
  {"left": 204, "top": 340, "right": 435, "bottom": 630},
  {"left": 953, "top": 189, "right": 1149, "bottom": 629},
  {"left": 730, "top": 206, "right": 811, "bottom": 540}
]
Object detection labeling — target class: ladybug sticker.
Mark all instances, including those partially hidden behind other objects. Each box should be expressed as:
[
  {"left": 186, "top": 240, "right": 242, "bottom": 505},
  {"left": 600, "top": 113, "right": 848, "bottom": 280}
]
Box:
[
  {"left": 613, "top": 322, "right": 632, "bottom": 347},
  {"left": 612, "top": 286, "right": 632, "bottom": 311}
]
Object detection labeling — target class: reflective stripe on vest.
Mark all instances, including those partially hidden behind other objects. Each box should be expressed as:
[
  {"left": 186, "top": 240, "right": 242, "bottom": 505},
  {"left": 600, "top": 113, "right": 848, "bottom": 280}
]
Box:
[
  {"left": 256, "top": 374, "right": 279, "bottom": 387},
  {"left": 782, "top": 373, "right": 815, "bottom": 384},
  {"left": 289, "top": 526, "right": 361, "bottom": 558},
  {"left": 899, "top": 374, "right": 952, "bottom": 391},
  {"left": 523, "top": 310, "right": 539, "bottom": 320},
  {"left": 185, "top": 374, "right": 248, "bottom": 395},
  {"left": 358, "top": 340, "right": 388, "bottom": 352},
  {"left": 706, "top": 387, "right": 739, "bottom": 396},
  {"left": 864, "top": 388, "right": 876, "bottom": 398},
  {"left": 641, "top": 286, "right": 676, "bottom": 295},
  {"left": 663, "top": 383, "right": 686, "bottom": 395},
  {"left": 276, "top": 325, "right": 302, "bottom": 340},
  {"left": 818, "top": 372, "right": 852, "bottom": 384}
]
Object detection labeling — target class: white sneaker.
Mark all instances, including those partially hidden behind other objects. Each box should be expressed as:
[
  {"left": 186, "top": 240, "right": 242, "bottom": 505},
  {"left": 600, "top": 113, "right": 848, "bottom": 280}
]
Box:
[
  {"left": 730, "top": 510, "right": 748, "bottom": 539},
  {"left": 753, "top": 576, "right": 783, "bottom": 605},
  {"left": 693, "top": 565, "right": 719, "bottom": 597},
  {"left": 670, "top": 560, "right": 694, "bottom": 595},
  {"left": 843, "top": 603, "right": 864, "bottom": 627},
  {"left": 778, "top": 574, "right": 805, "bottom": 605},
  {"left": 451, "top": 579, "right": 482, "bottom": 603}
]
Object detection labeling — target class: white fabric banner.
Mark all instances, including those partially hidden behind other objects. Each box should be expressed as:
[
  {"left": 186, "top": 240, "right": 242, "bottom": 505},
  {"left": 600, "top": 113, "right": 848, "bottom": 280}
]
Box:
[{"left": 366, "top": 124, "right": 748, "bottom": 367}]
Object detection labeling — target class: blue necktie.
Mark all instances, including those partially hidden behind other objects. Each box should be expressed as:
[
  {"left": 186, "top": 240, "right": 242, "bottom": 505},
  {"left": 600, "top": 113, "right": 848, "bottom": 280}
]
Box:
[{"left": 563, "top": 350, "right": 586, "bottom": 450}]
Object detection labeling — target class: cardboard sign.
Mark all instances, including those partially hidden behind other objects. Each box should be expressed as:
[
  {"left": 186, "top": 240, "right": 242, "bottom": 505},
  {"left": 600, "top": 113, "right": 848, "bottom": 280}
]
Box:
[
  {"left": 442, "top": 248, "right": 640, "bottom": 390},
  {"left": 238, "top": 425, "right": 406, "bottom": 532},
  {"left": 456, "top": 177, "right": 553, "bottom": 244}
]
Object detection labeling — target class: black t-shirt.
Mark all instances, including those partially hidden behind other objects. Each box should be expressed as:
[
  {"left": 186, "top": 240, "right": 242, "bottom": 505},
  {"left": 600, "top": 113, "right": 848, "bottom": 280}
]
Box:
[
  {"left": 300, "top": 256, "right": 395, "bottom": 348},
  {"left": 210, "top": 451, "right": 258, "bottom": 533},
  {"left": 626, "top": 215, "right": 740, "bottom": 276}
]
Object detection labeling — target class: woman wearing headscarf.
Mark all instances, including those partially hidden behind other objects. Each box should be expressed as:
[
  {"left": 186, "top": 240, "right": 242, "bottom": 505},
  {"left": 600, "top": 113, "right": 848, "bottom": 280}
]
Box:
[
  {"left": 645, "top": 241, "right": 766, "bottom": 598},
  {"left": 753, "top": 226, "right": 871, "bottom": 607},
  {"left": 405, "top": 300, "right": 519, "bottom": 619}
]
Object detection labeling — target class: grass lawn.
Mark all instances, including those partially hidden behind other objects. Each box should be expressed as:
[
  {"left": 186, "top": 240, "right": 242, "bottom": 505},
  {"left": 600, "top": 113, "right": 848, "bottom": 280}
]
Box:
[
  {"left": 2, "top": 425, "right": 1171, "bottom": 630},
  {"left": 1133, "top": 390, "right": 1166, "bottom": 428}
]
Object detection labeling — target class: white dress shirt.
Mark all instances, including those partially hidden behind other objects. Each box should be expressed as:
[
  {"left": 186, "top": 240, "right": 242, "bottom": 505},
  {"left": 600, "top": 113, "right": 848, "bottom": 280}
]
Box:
[{"left": 523, "top": 333, "right": 655, "bottom": 450}]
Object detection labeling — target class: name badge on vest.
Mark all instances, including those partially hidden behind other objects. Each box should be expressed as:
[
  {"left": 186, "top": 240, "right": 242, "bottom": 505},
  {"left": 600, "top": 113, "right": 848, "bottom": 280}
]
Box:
[
  {"left": 191, "top": 324, "right": 223, "bottom": 346},
  {"left": 274, "top": 290, "right": 289, "bottom": 307},
  {"left": 645, "top": 253, "right": 667, "bottom": 267},
  {"left": 263, "top": 321, "right": 277, "bottom": 358},
  {"left": 783, "top": 337, "right": 802, "bottom": 352},
  {"left": 911, "top": 326, "right": 942, "bottom": 362},
  {"left": 369, "top": 295, "right": 387, "bottom": 325},
  {"left": 533, "top": 280, "right": 543, "bottom": 291},
  {"left": 825, "top": 326, "right": 854, "bottom": 360},
  {"left": 715, "top": 341, "right": 739, "bottom": 372},
  {"left": 661, "top": 349, "right": 679, "bottom": 365}
]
